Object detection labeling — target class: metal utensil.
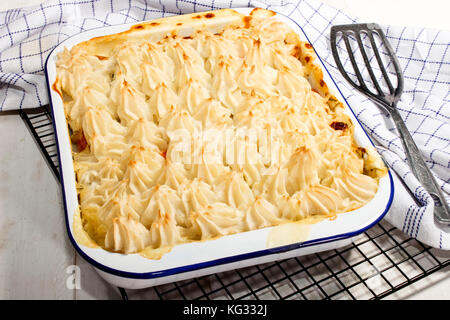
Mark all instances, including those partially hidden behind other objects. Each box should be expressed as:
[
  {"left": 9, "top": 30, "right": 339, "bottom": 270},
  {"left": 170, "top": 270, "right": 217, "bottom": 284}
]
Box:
[{"left": 329, "top": 23, "right": 450, "bottom": 224}]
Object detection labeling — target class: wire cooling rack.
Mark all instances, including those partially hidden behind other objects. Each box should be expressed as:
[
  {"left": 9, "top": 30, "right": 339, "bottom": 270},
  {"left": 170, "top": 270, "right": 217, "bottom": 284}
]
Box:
[{"left": 18, "top": 105, "right": 450, "bottom": 300}]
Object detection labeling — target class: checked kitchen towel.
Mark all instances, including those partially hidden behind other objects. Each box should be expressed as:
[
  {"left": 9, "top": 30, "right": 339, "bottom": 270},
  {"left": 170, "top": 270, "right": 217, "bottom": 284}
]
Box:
[{"left": 0, "top": 0, "right": 449, "bottom": 249}]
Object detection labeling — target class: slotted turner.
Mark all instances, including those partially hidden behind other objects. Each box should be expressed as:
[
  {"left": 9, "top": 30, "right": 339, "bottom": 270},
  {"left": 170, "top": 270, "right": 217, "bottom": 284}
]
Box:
[{"left": 329, "top": 23, "right": 450, "bottom": 225}]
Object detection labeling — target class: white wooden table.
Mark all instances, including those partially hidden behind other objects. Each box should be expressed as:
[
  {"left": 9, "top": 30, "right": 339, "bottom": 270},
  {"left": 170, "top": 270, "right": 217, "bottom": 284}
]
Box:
[{"left": 0, "top": 0, "right": 449, "bottom": 300}]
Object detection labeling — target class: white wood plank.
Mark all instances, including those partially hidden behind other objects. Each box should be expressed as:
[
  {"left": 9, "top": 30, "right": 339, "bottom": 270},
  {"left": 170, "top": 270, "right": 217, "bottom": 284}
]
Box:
[
  {"left": 0, "top": 115, "right": 75, "bottom": 299},
  {"left": 75, "top": 253, "right": 122, "bottom": 300},
  {"left": 319, "top": 0, "right": 450, "bottom": 30}
]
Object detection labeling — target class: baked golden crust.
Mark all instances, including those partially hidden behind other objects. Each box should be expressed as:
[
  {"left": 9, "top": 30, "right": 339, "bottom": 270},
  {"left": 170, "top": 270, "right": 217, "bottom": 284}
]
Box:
[{"left": 54, "top": 8, "right": 387, "bottom": 254}]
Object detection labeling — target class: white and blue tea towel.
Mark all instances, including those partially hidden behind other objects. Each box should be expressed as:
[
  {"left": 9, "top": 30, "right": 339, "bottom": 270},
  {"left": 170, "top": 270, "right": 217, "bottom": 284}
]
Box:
[{"left": 0, "top": 0, "right": 449, "bottom": 249}]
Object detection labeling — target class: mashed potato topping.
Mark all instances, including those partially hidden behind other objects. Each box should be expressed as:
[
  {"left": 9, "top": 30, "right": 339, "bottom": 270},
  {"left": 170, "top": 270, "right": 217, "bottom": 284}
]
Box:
[{"left": 54, "top": 9, "right": 387, "bottom": 254}]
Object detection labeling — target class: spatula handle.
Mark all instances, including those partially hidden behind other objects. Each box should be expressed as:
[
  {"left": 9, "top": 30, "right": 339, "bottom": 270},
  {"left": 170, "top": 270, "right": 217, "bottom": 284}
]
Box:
[{"left": 390, "top": 108, "right": 450, "bottom": 224}]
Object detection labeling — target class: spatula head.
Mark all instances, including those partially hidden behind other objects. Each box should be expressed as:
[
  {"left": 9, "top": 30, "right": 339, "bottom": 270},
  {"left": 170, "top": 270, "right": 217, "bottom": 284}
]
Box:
[{"left": 330, "top": 23, "right": 404, "bottom": 109}]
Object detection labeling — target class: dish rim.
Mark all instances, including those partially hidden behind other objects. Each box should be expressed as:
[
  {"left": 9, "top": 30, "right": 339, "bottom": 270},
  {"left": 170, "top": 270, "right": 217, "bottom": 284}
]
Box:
[{"left": 44, "top": 7, "right": 394, "bottom": 280}]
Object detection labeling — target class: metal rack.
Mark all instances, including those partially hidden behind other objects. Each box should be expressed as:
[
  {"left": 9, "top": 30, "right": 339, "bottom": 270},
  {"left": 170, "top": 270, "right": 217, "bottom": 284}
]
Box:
[{"left": 19, "top": 106, "right": 450, "bottom": 300}]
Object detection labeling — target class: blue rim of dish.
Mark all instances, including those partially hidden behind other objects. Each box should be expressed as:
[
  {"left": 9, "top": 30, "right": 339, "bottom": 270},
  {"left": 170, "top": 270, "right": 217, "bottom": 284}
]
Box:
[{"left": 44, "top": 9, "right": 395, "bottom": 280}]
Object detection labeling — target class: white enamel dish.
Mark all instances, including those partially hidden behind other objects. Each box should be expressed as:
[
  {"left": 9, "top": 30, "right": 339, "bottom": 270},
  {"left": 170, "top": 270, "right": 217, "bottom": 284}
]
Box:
[{"left": 45, "top": 7, "right": 394, "bottom": 289}]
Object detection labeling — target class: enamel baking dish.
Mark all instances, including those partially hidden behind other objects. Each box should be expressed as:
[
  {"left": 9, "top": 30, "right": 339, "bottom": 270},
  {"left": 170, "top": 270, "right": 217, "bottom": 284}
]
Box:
[{"left": 45, "top": 7, "right": 394, "bottom": 289}]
